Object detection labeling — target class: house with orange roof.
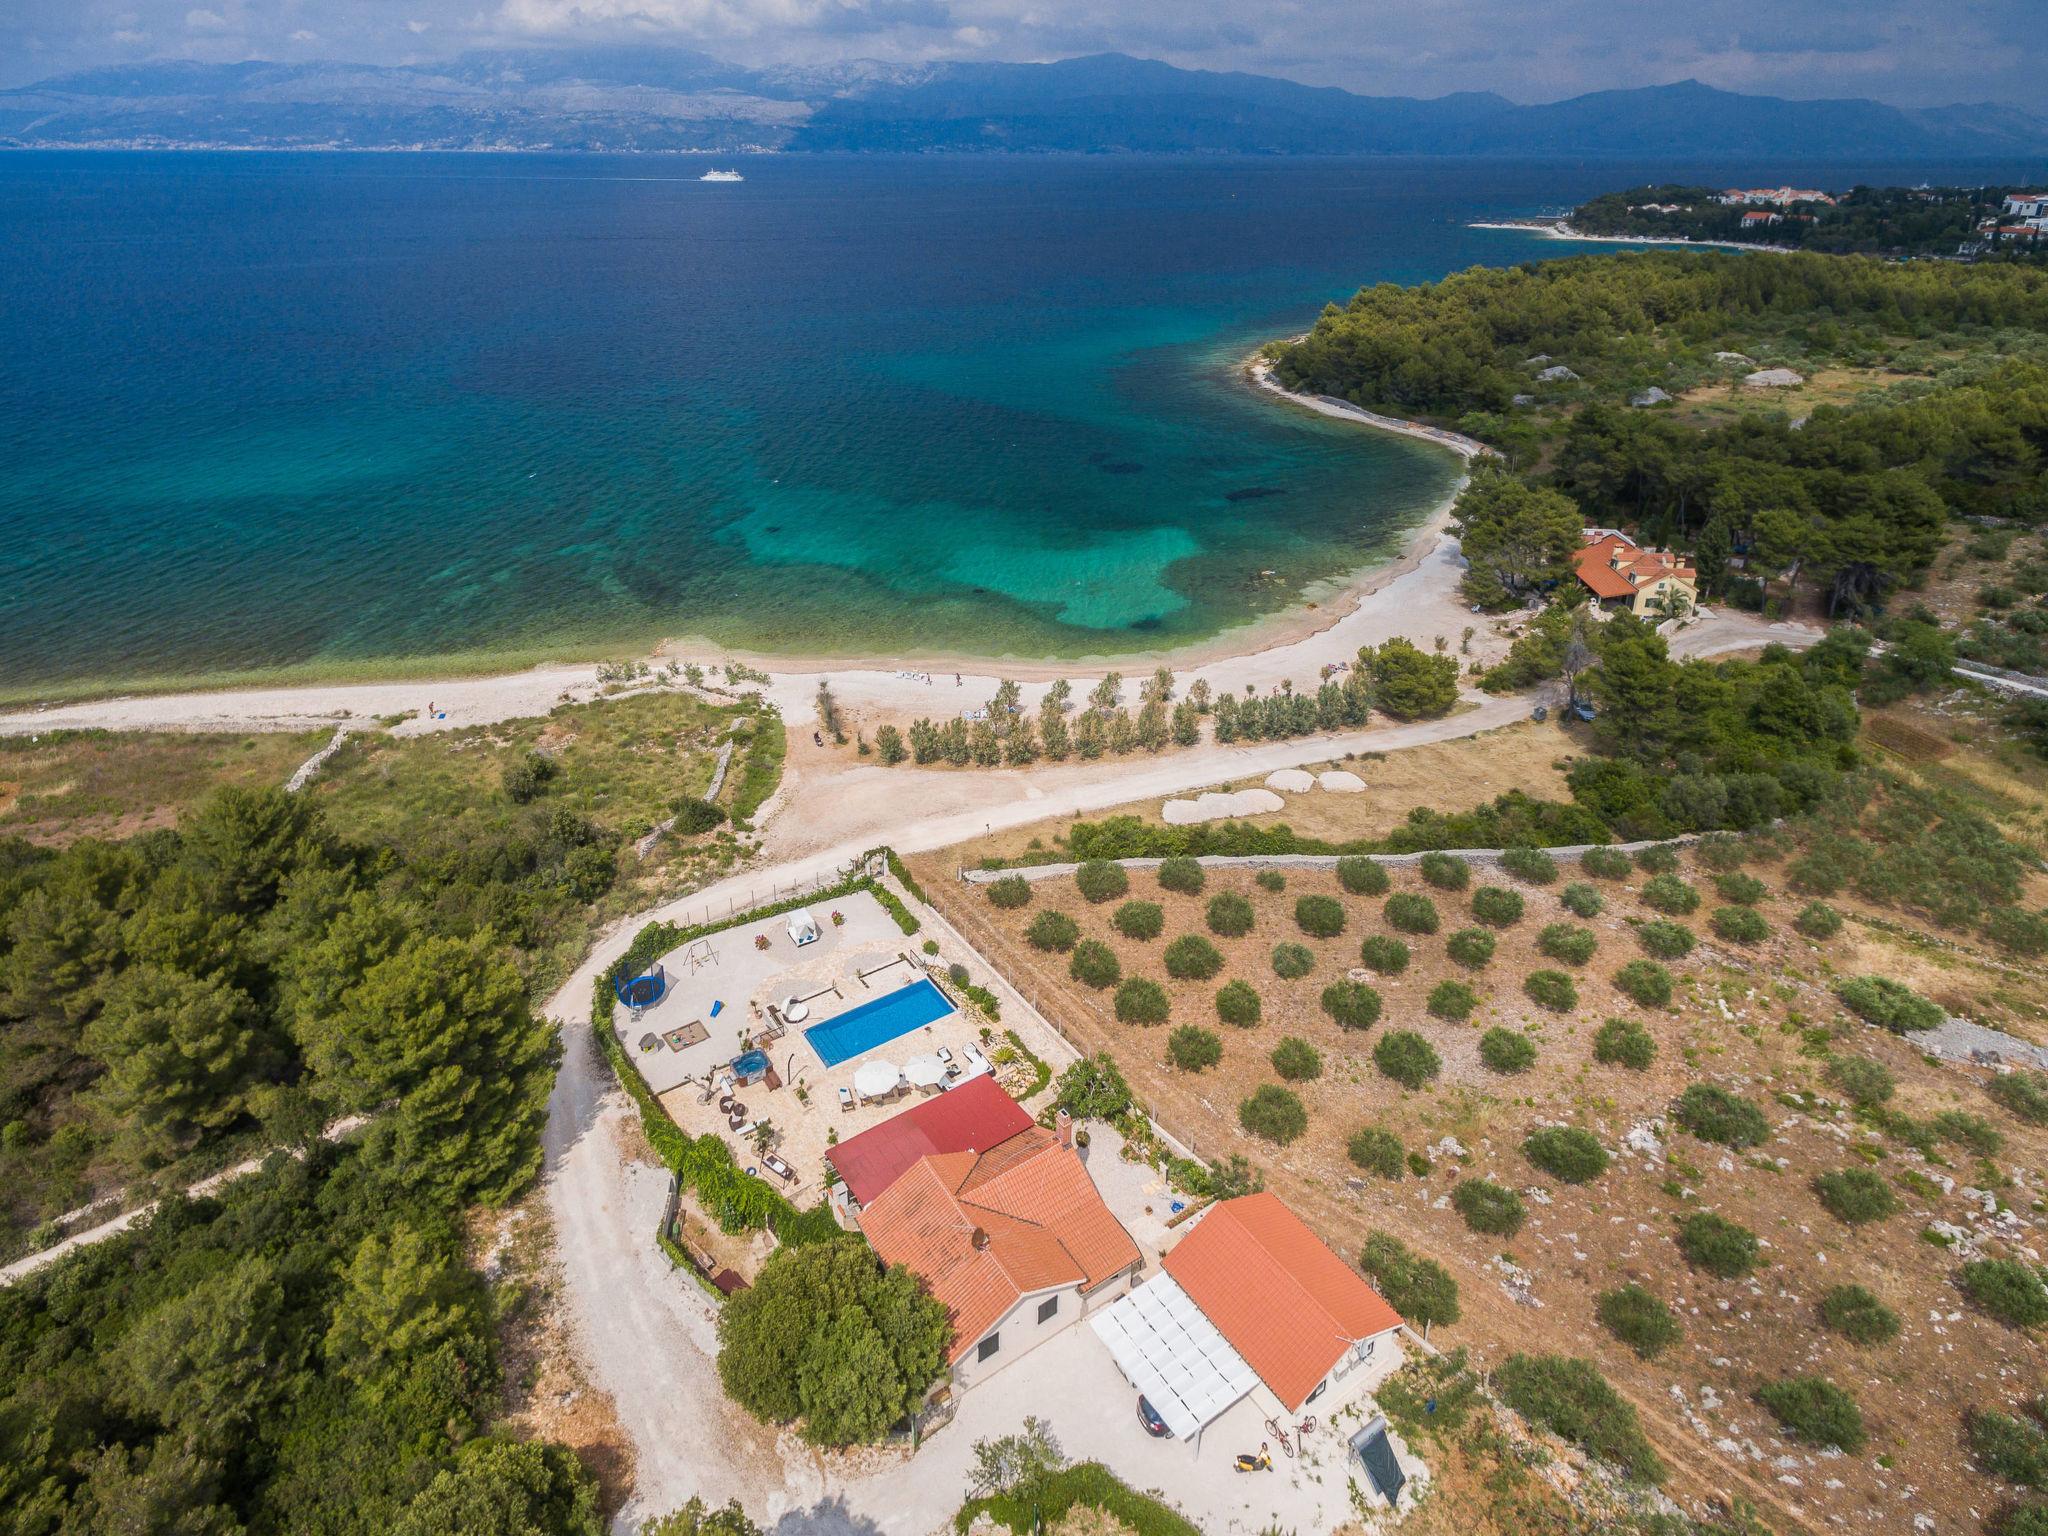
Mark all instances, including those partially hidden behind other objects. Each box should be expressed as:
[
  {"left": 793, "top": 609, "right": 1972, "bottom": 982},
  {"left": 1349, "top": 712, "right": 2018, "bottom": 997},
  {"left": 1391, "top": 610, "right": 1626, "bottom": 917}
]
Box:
[
  {"left": 1090, "top": 1193, "right": 1405, "bottom": 1446},
  {"left": 1573, "top": 531, "right": 1698, "bottom": 619},
  {"left": 857, "top": 1105, "right": 1142, "bottom": 1389}
]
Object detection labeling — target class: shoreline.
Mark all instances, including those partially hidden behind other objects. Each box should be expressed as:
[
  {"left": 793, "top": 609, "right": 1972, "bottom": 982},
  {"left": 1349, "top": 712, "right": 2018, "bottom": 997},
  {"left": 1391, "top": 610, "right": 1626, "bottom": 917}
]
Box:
[
  {"left": 0, "top": 354, "right": 1485, "bottom": 732},
  {"left": 1468, "top": 218, "right": 1794, "bottom": 254}
]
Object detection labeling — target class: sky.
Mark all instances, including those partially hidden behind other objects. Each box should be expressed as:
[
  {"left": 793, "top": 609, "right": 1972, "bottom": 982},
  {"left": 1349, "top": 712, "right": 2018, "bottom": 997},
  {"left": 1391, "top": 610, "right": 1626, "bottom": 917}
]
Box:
[{"left": 3, "top": 0, "right": 2044, "bottom": 111}]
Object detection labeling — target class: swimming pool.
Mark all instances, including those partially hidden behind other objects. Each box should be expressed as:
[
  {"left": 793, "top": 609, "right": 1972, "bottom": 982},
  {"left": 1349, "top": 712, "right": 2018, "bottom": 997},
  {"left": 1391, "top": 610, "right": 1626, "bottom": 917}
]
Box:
[{"left": 805, "top": 977, "right": 956, "bottom": 1067}]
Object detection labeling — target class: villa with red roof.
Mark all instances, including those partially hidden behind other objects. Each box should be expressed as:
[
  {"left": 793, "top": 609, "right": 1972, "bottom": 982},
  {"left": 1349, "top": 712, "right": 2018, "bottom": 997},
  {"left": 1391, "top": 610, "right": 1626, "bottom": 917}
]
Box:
[
  {"left": 1574, "top": 531, "right": 1698, "bottom": 618},
  {"left": 848, "top": 1086, "right": 1142, "bottom": 1389}
]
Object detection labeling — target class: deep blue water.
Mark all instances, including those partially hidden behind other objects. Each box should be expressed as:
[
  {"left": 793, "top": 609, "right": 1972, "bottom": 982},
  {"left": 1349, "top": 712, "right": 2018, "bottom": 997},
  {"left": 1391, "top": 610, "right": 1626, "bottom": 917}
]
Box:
[
  {"left": 804, "top": 977, "right": 956, "bottom": 1068},
  {"left": 2, "top": 152, "right": 2032, "bottom": 691}
]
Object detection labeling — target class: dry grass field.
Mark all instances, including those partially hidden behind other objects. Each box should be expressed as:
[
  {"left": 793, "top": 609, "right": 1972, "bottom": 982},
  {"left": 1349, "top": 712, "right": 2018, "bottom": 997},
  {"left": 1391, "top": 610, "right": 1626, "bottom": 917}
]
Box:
[{"left": 919, "top": 830, "right": 2048, "bottom": 1536}]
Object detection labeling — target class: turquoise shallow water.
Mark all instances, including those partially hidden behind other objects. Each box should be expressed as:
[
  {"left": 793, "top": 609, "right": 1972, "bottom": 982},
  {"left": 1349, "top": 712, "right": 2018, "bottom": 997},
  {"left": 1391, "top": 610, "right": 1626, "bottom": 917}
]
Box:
[{"left": 2, "top": 152, "right": 2020, "bottom": 691}]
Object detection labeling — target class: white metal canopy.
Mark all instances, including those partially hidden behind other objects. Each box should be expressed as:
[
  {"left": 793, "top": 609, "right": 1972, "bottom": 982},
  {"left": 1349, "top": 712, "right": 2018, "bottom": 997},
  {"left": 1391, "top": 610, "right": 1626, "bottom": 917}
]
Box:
[{"left": 1089, "top": 1275, "right": 1259, "bottom": 1441}]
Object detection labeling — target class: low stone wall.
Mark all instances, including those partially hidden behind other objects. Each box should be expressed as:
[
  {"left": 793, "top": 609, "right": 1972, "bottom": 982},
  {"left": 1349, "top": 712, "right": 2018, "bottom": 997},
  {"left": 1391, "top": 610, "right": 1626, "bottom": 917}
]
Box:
[{"left": 960, "top": 834, "right": 1703, "bottom": 884}]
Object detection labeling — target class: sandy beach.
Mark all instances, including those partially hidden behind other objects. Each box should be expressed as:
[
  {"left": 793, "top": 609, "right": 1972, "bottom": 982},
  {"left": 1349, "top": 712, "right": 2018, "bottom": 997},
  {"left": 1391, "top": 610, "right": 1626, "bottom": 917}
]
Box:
[
  {"left": 0, "top": 361, "right": 1504, "bottom": 738},
  {"left": 1468, "top": 219, "right": 1793, "bottom": 254}
]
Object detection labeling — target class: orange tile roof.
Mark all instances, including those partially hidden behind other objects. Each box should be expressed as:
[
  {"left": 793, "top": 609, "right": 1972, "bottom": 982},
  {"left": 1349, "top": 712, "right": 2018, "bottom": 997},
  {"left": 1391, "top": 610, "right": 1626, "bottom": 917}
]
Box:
[
  {"left": 1162, "top": 1192, "right": 1402, "bottom": 1411},
  {"left": 859, "top": 1131, "right": 1141, "bottom": 1363},
  {"left": 1574, "top": 534, "right": 1694, "bottom": 600}
]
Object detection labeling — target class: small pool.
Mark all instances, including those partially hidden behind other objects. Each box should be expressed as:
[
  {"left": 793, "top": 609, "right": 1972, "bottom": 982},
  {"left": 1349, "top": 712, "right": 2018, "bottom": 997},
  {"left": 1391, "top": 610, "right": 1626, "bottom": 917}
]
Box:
[{"left": 805, "top": 977, "right": 956, "bottom": 1067}]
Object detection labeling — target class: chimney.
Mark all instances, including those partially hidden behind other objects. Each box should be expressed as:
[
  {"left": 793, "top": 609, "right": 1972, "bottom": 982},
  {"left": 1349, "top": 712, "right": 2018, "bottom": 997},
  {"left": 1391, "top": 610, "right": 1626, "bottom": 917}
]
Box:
[
  {"left": 1056, "top": 1109, "right": 1074, "bottom": 1149},
  {"left": 970, "top": 1227, "right": 989, "bottom": 1251}
]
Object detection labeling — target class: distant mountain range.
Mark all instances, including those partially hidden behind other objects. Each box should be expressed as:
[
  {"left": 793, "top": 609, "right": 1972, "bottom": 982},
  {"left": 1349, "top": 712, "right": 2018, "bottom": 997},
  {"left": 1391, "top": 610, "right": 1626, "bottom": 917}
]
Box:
[{"left": 4, "top": 49, "right": 2046, "bottom": 159}]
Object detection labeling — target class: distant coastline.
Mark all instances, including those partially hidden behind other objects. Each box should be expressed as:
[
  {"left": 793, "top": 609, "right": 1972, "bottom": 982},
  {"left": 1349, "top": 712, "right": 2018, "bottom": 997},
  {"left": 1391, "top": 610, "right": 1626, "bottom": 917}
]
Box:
[{"left": 1469, "top": 217, "right": 1793, "bottom": 253}]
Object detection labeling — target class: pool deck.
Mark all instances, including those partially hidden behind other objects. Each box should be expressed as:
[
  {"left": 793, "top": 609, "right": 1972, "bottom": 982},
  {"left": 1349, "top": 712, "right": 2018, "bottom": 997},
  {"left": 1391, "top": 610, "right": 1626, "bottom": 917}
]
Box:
[{"left": 617, "top": 889, "right": 1059, "bottom": 1199}]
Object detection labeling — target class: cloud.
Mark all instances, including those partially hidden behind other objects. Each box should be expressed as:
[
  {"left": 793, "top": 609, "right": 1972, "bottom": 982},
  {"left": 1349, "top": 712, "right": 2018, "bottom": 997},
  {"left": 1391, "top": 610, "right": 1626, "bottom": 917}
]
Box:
[
  {"left": 111, "top": 27, "right": 148, "bottom": 43},
  {"left": 290, "top": 28, "right": 319, "bottom": 41},
  {"left": 408, "top": 17, "right": 431, "bottom": 30},
  {"left": 183, "top": 7, "right": 226, "bottom": 29}
]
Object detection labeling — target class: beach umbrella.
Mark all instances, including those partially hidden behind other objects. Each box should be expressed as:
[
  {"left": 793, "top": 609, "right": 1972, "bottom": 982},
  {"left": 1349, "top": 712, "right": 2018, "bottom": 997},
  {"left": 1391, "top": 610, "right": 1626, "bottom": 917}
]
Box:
[
  {"left": 903, "top": 1054, "right": 945, "bottom": 1089},
  {"left": 853, "top": 1059, "right": 901, "bottom": 1100}
]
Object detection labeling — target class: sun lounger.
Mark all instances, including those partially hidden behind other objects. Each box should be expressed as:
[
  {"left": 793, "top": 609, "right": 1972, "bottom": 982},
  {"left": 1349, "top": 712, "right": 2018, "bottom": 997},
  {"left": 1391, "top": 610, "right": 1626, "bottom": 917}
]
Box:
[
  {"left": 935, "top": 1046, "right": 955, "bottom": 1064},
  {"left": 733, "top": 1121, "right": 757, "bottom": 1139},
  {"left": 762, "top": 1153, "right": 798, "bottom": 1184},
  {"left": 837, "top": 1086, "right": 855, "bottom": 1111}
]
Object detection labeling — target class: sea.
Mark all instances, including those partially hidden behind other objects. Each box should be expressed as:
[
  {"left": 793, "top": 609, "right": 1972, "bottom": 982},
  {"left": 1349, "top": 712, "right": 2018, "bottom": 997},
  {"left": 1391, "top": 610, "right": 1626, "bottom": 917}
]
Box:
[{"left": 1, "top": 152, "right": 2032, "bottom": 695}]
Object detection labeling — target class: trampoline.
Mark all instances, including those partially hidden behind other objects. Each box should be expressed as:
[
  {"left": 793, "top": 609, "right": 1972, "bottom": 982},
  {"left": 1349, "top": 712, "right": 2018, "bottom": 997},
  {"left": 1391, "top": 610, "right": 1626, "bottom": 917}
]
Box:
[{"left": 614, "top": 963, "right": 668, "bottom": 1009}]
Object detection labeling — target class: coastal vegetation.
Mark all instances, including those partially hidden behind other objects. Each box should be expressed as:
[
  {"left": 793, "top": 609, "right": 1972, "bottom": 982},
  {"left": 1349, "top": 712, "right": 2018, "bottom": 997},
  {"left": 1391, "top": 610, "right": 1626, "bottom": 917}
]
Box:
[{"left": 1569, "top": 183, "right": 2048, "bottom": 262}]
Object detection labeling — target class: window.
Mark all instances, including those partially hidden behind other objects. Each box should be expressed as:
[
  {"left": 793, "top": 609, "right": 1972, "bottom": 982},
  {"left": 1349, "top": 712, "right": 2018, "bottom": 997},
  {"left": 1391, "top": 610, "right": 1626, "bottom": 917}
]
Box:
[
  {"left": 1037, "top": 1296, "right": 1059, "bottom": 1324},
  {"left": 977, "top": 1333, "right": 1001, "bottom": 1362}
]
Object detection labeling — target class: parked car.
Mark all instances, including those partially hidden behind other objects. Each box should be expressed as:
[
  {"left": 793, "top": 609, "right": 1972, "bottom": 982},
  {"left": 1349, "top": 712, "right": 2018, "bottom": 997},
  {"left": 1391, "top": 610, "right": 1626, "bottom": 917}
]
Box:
[
  {"left": 1571, "top": 701, "right": 1597, "bottom": 722},
  {"left": 1137, "top": 1396, "right": 1171, "bottom": 1438}
]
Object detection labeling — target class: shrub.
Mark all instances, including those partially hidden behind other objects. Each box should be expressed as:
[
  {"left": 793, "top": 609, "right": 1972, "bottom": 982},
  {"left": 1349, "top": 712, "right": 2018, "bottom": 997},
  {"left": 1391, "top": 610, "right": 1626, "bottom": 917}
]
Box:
[
  {"left": 1384, "top": 893, "right": 1440, "bottom": 935},
  {"left": 1214, "top": 979, "right": 1262, "bottom": 1028},
  {"left": 1255, "top": 869, "right": 1286, "bottom": 892},
  {"left": 1501, "top": 846, "right": 1558, "bottom": 884},
  {"left": 1479, "top": 1027, "right": 1537, "bottom": 1073},
  {"left": 1538, "top": 923, "right": 1597, "bottom": 965},
  {"left": 1758, "top": 1377, "right": 1866, "bottom": 1453},
  {"left": 1337, "top": 856, "right": 1388, "bottom": 895},
  {"left": 1593, "top": 1017, "right": 1655, "bottom": 1069},
  {"left": 1419, "top": 852, "right": 1470, "bottom": 890},
  {"left": 1695, "top": 834, "right": 1748, "bottom": 871},
  {"left": 1167, "top": 1025, "right": 1221, "bottom": 1071},
  {"left": 1635, "top": 920, "right": 1695, "bottom": 959},
  {"left": 1471, "top": 886, "right": 1525, "bottom": 927},
  {"left": 1795, "top": 901, "right": 1843, "bottom": 939},
  {"left": 1428, "top": 980, "right": 1478, "bottom": 1021},
  {"left": 1359, "top": 1231, "right": 1459, "bottom": 1327},
  {"left": 1523, "top": 1125, "right": 1608, "bottom": 1183},
  {"left": 1069, "top": 940, "right": 1121, "bottom": 989},
  {"left": 1163, "top": 934, "right": 1223, "bottom": 980},
  {"left": 1826, "top": 1055, "right": 1895, "bottom": 1109},
  {"left": 1998, "top": 1506, "right": 2048, "bottom": 1536},
  {"left": 1270, "top": 942, "right": 1314, "bottom": 979},
  {"left": 1819, "top": 1284, "right": 1900, "bottom": 1345},
  {"left": 1677, "top": 1212, "right": 1760, "bottom": 1278},
  {"left": 1493, "top": 1355, "right": 1664, "bottom": 1485},
  {"left": 1271, "top": 1036, "right": 1323, "bottom": 1082},
  {"left": 1524, "top": 970, "right": 1578, "bottom": 1012},
  {"left": 1934, "top": 1110, "right": 2005, "bottom": 1156},
  {"left": 1962, "top": 1258, "right": 2048, "bottom": 1328},
  {"left": 1641, "top": 875, "right": 1700, "bottom": 915},
  {"left": 1560, "top": 882, "right": 1604, "bottom": 918},
  {"left": 1711, "top": 906, "right": 1771, "bottom": 944},
  {"left": 1672, "top": 1085, "right": 1769, "bottom": 1148},
  {"left": 1813, "top": 1168, "right": 1900, "bottom": 1226},
  {"left": 1322, "top": 980, "right": 1383, "bottom": 1031},
  {"left": 503, "top": 751, "right": 559, "bottom": 802},
  {"left": 1294, "top": 895, "right": 1347, "bottom": 938},
  {"left": 1157, "top": 856, "right": 1205, "bottom": 895},
  {"left": 987, "top": 875, "right": 1033, "bottom": 910},
  {"left": 1204, "top": 890, "right": 1255, "bottom": 938},
  {"left": 1111, "top": 900, "right": 1164, "bottom": 940},
  {"left": 1636, "top": 845, "right": 1680, "bottom": 874},
  {"left": 1114, "top": 977, "right": 1170, "bottom": 1026},
  {"left": 1581, "top": 846, "right": 1632, "bottom": 879},
  {"left": 1239, "top": 1085, "right": 1308, "bottom": 1145},
  {"left": 1446, "top": 927, "right": 1495, "bottom": 967},
  {"left": 1026, "top": 910, "right": 1078, "bottom": 952},
  {"left": 1713, "top": 871, "right": 1767, "bottom": 905},
  {"left": 1989, "top": 1072, "right": 2048, "bottom": 1127},
  {"left": 1969, "top": 1405, "right": 2048, "bottom": 1487},
  {"left": 1987, "top": 906, "right": 2048, "bottom": 958},
  {"left": 1375, "top": 1030, "right": 1441, "bottom": 1089},
  {"left": 1596, "top": 1284, "right": 1681, "bottom": 1359},
  {"left": 1347, "top": 1128, "right": 1405, "bottom": 1179},
  {"left": 1359, "top": 935, "right": 1411, "bottom": 975},
  {"left": 1451, "top": 1177, "right": 1524, "bottom": 1235},
  {"left": 1836, "top": 975, "right": 1944, "bottom": 1033},
  {"left": 1614, "top": 960, "right": 1674, "bottom": 1007},
  {"left": 1075, "top": 860, "right": 1129, "bottom": 903}
]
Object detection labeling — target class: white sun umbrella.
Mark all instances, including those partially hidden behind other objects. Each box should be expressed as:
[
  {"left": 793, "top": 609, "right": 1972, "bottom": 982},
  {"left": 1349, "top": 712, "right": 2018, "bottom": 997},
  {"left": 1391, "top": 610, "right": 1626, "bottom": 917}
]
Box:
[
  {"left": 903, "top": 1054, "right": 946, "bottom": 1089},
  {"left": 853, "top": 1058, "right": 901, "bottom": 1100}
]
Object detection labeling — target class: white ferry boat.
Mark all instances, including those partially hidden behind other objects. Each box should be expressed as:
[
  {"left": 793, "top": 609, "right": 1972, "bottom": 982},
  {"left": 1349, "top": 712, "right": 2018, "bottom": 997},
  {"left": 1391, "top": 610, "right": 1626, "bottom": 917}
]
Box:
[{"left": 699, "top": 169, "right": 744, "bottom": 183}]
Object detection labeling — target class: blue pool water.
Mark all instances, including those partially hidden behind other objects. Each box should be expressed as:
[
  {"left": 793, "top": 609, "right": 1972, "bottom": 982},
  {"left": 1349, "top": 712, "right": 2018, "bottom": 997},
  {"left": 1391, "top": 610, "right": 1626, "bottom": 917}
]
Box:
[{"left": 805, "top": 978, "right": 956, "bottom": 1068}]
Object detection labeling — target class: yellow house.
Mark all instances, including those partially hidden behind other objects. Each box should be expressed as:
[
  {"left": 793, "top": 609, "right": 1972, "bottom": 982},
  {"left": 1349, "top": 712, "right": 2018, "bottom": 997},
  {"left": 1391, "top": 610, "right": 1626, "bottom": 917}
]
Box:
[{"left": 1574, "top": 533, "right": 1698, "bottom": 618}]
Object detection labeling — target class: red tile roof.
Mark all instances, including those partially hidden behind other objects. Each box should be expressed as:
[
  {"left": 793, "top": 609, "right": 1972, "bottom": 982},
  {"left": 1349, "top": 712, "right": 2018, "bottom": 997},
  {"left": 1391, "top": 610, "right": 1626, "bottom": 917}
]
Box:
[
  {"left": 1573, "top": 533, "right": 1695, "bottom": 601},
  {"left": 1163, "top": 1193, "right": 1402, "bottom": 1411},
  {"left": 827, "top": 1076, "right": 1034, "bottom": 1206},
  {"left": 859, "top": 1130, "right": 1141, "bottom": 1364}
]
